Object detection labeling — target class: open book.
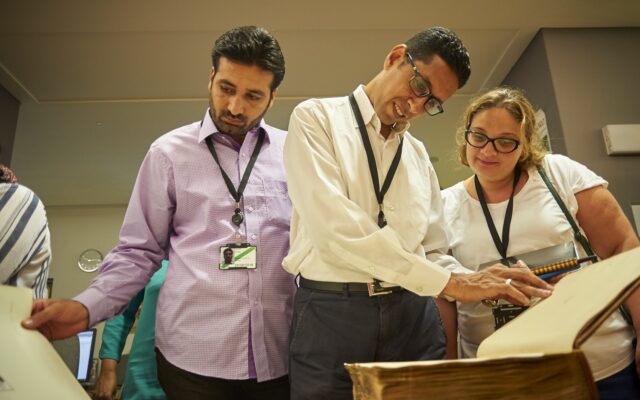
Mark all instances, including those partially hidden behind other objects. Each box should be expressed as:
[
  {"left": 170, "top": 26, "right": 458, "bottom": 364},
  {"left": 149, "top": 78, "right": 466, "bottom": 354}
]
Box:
[
  {"left": 346, "top": 247, "right": 640, "bottom": 400},
  {"left": 0, "top": 286, "right": 91, "bottom": 399}
]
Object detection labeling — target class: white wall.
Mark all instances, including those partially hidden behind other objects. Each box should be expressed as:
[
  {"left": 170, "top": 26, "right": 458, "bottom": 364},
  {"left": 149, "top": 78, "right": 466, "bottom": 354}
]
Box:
[
  {"left": 46, "top": 205, "right": 127, "bottom": 350},
  {"left": 503, "top": 28, "right": 640, "bottom": 232},
  {"left": 0, "top": 85, "right": 19, "bottom": 166}
]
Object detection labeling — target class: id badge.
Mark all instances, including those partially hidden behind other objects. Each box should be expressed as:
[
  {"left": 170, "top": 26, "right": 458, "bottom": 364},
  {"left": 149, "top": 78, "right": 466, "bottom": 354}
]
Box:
[
  {"left": 492, "top": 304, "right": 528, "bottom": 330},
  {"left": 219, "top": 243, "right": 257, "bottom": 270}
]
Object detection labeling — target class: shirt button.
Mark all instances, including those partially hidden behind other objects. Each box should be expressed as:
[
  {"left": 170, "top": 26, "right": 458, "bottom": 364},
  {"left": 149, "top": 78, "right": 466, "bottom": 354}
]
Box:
[
  {"left": 387, "top": 204, "right": 395, "bottom": 211},
  {"left": 247, "top": 206, "right": 254, "bottom": 212},
  {"left": 251, "top": 234, "right": 257, "bottom": 240}
]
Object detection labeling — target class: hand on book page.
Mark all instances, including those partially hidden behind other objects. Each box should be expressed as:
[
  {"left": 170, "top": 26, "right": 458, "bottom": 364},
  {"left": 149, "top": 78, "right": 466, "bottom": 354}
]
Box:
[
  {"left": 442, "top": 261, "right": 553, "bottom": 306},
  {"left": 0, "top": 286, "right": 90, "bottom": 399},
  {"left": 21, "top": 298, "right": 89, "bottom": 340},
  {"left": 477, "top": 247, "right": 640, "bottom": 359}
]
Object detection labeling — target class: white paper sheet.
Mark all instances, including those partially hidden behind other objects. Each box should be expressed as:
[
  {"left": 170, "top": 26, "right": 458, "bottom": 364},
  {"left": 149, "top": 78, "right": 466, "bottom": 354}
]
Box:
[{"left": 0, "top": 286, "right": 90, "bottom": 399}]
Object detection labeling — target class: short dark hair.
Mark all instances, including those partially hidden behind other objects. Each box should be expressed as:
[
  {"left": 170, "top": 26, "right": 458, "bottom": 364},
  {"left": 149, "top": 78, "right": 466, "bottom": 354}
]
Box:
[
  {"left": 405, "top": 27, "right": 471, "bottom": 88},
  {"left": 211, "top": 26, "right": 285, "bottom": 90}
]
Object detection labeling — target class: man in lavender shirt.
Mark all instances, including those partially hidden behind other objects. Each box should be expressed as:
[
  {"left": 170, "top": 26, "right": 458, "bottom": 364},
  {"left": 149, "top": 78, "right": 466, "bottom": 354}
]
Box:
[{"left": 23, "top": 26, "right": 295, "bottom": 399}]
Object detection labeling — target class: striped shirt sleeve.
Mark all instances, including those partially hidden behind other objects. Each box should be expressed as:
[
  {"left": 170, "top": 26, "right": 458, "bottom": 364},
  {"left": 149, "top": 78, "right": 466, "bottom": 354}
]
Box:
[{"left": 0, "top": 183, "right": 51, "bottom": 298}]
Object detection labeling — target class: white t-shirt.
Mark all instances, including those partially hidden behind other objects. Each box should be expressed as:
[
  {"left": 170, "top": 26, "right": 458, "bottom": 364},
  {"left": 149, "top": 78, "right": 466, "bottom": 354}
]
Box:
[{"left": 442, "top": 153, "right": 634, "bottom": 380}]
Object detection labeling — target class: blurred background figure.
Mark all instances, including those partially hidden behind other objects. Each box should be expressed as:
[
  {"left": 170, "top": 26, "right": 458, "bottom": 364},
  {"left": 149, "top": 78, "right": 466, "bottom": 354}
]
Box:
[
  {"left": 93, "top": 262, "right": 167, "bottom": 400},
  {"left": 0, "top": 164, "right": 51, "bottom": 298}
]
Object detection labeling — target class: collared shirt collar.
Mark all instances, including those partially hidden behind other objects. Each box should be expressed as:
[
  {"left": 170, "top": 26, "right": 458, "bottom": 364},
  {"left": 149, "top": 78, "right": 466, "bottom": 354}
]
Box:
[
  {"left": 351, "top": 85, "right": 410, "bottom": 141},
  {"left": 197, "top": 109, "right": 270, "bottom": 147}
]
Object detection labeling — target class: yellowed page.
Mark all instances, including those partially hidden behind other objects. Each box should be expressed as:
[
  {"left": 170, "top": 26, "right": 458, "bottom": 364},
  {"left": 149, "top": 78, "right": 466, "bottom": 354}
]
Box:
[
  {"left": 478, "top": 247, "right": 640, "bottom": 359},
  {"left": 0, "top": 286, "right": 90, "bottom": 399},
  {"left": 345, "top": 353, "right": 546, "bottom": 370},
  {"left": 346, "top": 352, "right": 595, "bottom": 400}
]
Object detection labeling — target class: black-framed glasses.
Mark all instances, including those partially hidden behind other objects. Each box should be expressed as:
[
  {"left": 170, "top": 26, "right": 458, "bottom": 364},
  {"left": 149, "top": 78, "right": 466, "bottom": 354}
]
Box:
[
  {"left": 406, "top": 52, "right": 444, "bottom": 116},
  {"left": 465, "top": 130, "right": 520, "bottom": 154}
]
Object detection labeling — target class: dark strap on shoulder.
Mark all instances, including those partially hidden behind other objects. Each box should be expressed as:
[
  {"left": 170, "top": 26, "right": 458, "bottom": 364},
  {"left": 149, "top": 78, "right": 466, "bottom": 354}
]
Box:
[
  {"left": 537, "top": 165, "right": 595, "bottom": 257},
  {"left": 537, "top": 165, "right": 635, "bottom": 326}
]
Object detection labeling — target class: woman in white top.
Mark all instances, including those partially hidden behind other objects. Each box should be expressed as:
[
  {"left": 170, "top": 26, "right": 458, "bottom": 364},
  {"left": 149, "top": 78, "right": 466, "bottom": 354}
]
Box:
[{"left": 440, "top": 87, "right": 640, "bottom": 399}]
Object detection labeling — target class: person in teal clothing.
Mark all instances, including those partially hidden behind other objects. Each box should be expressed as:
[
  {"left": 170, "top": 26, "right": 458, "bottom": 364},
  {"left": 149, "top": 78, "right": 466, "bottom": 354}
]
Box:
[{"left": 93, "top": 262, "right": 167, "bottom": 400}]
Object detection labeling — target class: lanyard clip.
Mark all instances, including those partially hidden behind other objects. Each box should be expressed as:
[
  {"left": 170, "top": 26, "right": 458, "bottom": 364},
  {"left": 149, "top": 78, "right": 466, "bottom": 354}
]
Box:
[{"left": 377, "top": 206, "right": 387, "bottom": 228}]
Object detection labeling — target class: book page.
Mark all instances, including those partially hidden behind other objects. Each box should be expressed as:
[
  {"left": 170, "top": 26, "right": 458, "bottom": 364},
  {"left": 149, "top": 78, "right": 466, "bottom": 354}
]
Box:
[
  {"left": 0, "top": 286, "right": 90, "bottom": 399},
  {"left": 345, "top": 352, "right": 546, "bottom": 370},
  {"left": 478, "top": 247, "right": 640, "bottom": 359}
]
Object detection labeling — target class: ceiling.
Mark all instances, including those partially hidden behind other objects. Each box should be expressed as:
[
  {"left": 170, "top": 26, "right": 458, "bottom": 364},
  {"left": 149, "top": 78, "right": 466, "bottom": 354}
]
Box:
[{"left": 1, "top": 0, "right": 639, "bottom": 206}]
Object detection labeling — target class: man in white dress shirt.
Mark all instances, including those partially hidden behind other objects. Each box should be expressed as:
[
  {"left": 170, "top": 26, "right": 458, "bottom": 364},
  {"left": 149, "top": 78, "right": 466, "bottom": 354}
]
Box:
[{"left": 282, "top": 27, "right": 553, "bottom": 399}]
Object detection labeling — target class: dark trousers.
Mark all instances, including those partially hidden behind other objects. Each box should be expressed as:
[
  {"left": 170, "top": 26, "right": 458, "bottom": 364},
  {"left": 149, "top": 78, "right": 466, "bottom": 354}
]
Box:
[
  {"left": 289, "top": 286, "right": 446, "bottom": 400},
  {"left": 155, "top": 348, "right": 290, "bottom": 400},
  {"left": 596, "top": 361, "right": 640, "bottom": 400}
]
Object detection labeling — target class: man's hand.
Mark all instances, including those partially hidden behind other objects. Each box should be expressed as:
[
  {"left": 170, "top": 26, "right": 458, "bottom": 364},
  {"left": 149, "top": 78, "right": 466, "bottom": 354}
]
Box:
[
  {"left": 442, "top": 262, "right": 553, "bottom": 305},
  {"left": 93, "top": 359, "right": 118, "bottom": 400},
  {"left": 21, "top": 298, "right": 90, "bottom": 340}
]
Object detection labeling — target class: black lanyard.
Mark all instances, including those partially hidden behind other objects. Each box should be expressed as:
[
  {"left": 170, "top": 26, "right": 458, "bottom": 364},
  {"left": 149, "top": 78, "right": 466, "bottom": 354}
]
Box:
[
  {"left": 474, "top": 167, "right": 522, "bottom": 260},
  {"left": 348, "top": 93, "right": 403, "bottom": 228},
  {"left": 205, "top": 129, "right": 265, "bottom": 227}
]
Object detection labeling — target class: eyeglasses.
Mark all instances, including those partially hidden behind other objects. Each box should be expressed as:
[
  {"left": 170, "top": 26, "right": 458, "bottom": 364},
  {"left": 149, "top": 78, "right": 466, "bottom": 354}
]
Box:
[
  {"left": 465, "top": 130, "right": 520, "bottom": 154},
  {"left": 406, "top": 52, "right": 444, "bottom": 116}
]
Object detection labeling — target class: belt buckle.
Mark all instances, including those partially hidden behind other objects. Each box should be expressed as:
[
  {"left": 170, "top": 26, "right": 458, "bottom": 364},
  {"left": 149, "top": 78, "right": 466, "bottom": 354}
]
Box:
[{"left": 367, "top": 280, "right": 392, "bottom": 296}]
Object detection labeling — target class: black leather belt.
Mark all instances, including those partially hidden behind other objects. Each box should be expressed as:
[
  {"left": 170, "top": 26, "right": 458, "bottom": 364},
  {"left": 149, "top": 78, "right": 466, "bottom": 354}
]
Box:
[{"left": 299, "top": 277, "right": 404, "bottom": 296}]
